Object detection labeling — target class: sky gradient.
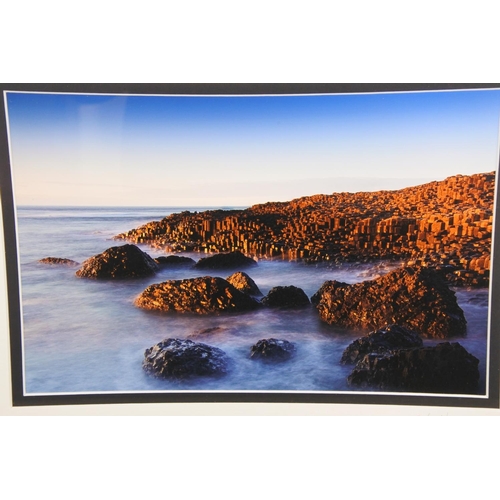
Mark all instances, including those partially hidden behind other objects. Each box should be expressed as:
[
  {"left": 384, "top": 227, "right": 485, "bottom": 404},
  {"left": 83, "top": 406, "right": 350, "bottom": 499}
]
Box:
[{"left": 5, "top": 89, "right": 500, "bottom": 207}]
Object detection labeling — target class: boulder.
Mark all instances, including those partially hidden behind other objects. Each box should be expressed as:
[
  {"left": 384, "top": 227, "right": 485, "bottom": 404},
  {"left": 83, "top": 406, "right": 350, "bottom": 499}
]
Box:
[
  {"left": 341, "top": 325, "right": 423, "bottom": 365},
  {"left": 311, "top": 267, "right": 466, "bottom": 338},
  {"left": 76, "top": 244, "right": 158, "bottom": 279},
  {"left": 155, "top": 255, "right": 196, "bottom": 267},
  {"left": 261, "top": 285, "right": 310, "bottom": 309},
  {"left": 143, "top": 338, "right": 229, "bottom": 379},
  {"left": 39, "top": 257, "right": 79, "bottom": 266},
  {"left": 347, "top": 342, "right": 480, "bottom": 394},
  {"left": 135, "top": 276, "right": 260, "bottom": 314},
  {"left": 194, "top": 251, "right": 257, "bottom": 270},
  {"left": 250, "top": 338, "right": 296, "bottom": 362},
  {"left": 226, "top": 271, "right": 262, "bottom": 296}
]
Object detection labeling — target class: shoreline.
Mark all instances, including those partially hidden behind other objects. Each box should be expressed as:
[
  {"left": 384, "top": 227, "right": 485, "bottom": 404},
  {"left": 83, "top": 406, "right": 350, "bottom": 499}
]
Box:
[
  {"left": 13, "top": 174, "right": 489, "bottom": 394},
  {"left": 112, "top": 172, "right": 494, "bottom": 288}
]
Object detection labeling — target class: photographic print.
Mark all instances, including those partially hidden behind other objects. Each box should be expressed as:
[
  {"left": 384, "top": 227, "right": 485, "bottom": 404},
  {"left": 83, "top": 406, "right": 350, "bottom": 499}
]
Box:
[{"left": 1, "top": 84, "right": 499, "bottom": 408}]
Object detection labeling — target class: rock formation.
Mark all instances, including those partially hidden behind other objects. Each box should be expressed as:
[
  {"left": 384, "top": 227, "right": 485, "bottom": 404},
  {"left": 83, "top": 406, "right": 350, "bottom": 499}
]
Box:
[
  {"left": 76, "top": 244, "right": 158, "bottom": 279},
  {"left": 143, "top": 338, "right": 229, "bottom": 379},
  {"left": 341, "top": 325, "right": 423, "bottom": 365},
  {"left": 261, "top": 285, "right": 310, "bottom": 309},
  {"left": 226, "top": 271, "right": 262, "bottom": 296},
  {"left": 250, "top": 338, "right": 296, "bottom": 362},
  {"left": 114, "top": 172, "right": 494, "bottom": 286},
  {"left": 311, "top": 267, "right": 467, "bottom": 338},
  {"left": 135, "top": 276, "right": 260, "bottom": 314},
  {"left": 347, "top": 342, "right": 480, "bottom": 394},
  {"left": 39, "top": 257, "right": 79, "bottom": 266},
  {"left": 194, "top": 251, "right": 257, "bottom": 270}
]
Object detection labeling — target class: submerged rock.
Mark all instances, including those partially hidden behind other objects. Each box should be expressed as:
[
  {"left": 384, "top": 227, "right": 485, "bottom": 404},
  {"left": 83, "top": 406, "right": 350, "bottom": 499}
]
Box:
[
  {"left": 143, "top": 338, "right": 229, "bottom": 379},
  {"left": 194, "top": 251, "right": 257, "bottom": 270},
  {"left": 39, "top": 257, "right": 79, "bottom": 266},
  {"left": 76, "top": 244, "right": 158, "bottom": 279},
  {"left": 250, "top": 338, "right": 296, "bottom": 362},
  {"left": 341, "top": 325, "right": 423, "bottom": 365},
  {"left": 226, "top": 271, "right": 262, "bottom": 296},
  {"left": 347, "top": 342, "right": 480, "bottom": 394},
  {"left": 187, "top": 326, "right": 230, "bottom": 340},
  {"left": 261, "top": 285, "right": 310, "bottom": 309},
  {"left": 155, "top": 255, "right": 196, "bottom": 267},
  {"left": 311, "top": 267, "right": 466, "bottom": 338},
  {"left": 135, "top": 276, "right": 260, "bottom": 314}
]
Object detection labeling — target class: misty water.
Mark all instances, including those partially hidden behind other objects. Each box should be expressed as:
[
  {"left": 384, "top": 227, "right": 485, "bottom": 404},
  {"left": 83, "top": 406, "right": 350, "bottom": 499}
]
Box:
[{"left": 16, "top": 207, "right": 489, "bottom": 395}]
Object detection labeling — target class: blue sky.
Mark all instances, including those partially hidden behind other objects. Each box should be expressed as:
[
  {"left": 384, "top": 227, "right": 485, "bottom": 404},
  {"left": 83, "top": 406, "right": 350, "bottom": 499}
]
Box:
[{"left": 5, "top": 89, "right": 500, "bottom": 206}]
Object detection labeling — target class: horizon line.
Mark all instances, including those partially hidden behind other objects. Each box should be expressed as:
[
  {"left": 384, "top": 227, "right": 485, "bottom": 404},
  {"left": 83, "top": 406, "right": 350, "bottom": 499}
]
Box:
[{"left": 14, "top": 170, "right": 496, "bottom": 209}]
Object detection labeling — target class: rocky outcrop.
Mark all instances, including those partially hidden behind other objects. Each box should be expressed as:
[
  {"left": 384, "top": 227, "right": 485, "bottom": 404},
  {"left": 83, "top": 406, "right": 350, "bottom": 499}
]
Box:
[
  {"left": 226, "top": 271, "right": 262, "bottom": 296},
  {"left": 76, "top": 244, "right": 158, "bottom": 279},
  {"left": 39, "top": 257, "right": 79, "bottom": 266},
  {"left": 135, "top": 276, "right": 260, "bottom": 314},
  {"left": 261, "top": 285, "right": 310, "bottom": 309},
  {"left": 114, "top": 172, "right": 494, "bottom": 286},
  {"left": 143, "top": 338, "right": 229, "bottom": 379},
  {"left": 347, "top": 342, "right": 480, "bottom": 394},
  {"left": 250, "top": 338, "right": 296, "bottom": 362},
  {"left": 194, "top": 251, "right": 257, "bottom": 270},
  {"left": 341, "top": 325, "right": 423, "bottom": 365},
  {"left": 311, "top": 267, "right": 466, "bottom": 338},
  {"left": 154, "top": 255, "right": 196, "bottom": 267}
]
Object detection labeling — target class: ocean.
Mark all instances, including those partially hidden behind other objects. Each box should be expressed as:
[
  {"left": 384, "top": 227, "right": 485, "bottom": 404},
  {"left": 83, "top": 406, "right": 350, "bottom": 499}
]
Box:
[{"left": 15, "top": 206, "right": 490, "bottom": 395}]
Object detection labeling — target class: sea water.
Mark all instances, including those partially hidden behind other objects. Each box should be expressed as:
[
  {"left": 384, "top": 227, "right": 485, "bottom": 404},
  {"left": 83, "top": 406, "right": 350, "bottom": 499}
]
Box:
[{"left": 15, "top": 206, "right": 490, "bottom": 395}]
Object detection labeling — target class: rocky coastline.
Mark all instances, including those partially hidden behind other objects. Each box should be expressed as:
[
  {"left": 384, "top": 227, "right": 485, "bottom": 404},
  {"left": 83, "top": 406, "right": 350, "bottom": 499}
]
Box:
[
  {"left": 35, "top": 172, "right": 492, "bottom": 395},
  {"left": 53, "top": 237, "right": 481, "bottom": 393},
  {"left": 114, "top": 172, "right": 494, "bottom": 287}
]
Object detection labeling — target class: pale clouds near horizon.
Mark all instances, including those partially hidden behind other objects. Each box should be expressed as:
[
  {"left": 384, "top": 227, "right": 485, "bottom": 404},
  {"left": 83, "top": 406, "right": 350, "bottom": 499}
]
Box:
[
  {"left": 7, "top": 90, "right": 500, "bottom": 206},
  {"left": 13, "top": 174, "right": 484, "bottom": 207}
]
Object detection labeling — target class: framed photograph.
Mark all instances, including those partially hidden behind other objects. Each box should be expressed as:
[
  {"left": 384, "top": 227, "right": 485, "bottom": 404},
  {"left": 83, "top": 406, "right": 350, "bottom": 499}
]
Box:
[{"left": 1, "top": 84, "right": 499, "bottom": 410}]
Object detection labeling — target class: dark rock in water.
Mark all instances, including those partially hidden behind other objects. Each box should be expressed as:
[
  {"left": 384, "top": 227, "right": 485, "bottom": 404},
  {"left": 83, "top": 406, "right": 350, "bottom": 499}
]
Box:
[
  {"left": 347, "top": 342, "right": 480, "bottom": 394},
  {"left": 250, "top": 338, "right": 296, "bottom": 362},
  {"left": 135, "top": 276, "right": 260, "bottom": 314},
  {"left": 226, "top": 271, "right": 262, "bottom": 296},
  {"left": 155, "top": 255, "right": 196, "bottom": 267},
  {"left": 39, "top": 257, "right": 79, "bottom": 266},
  {"left": 261, "top": 285, "right": 310, "bottom": 309},
  {"left": 143, "top": 338, "right": 229, "bottom": 379},
  {"left": 76, "top": 244, "right": 158, "bottom": 279},
  {"left": 311, "top": 267, "right": 466, "bottom": 338},
  {"left": 194, "top": 251, "right": 257, "bottom": 270},
  {"left": 341, "top": 325, "right": 423, "bottom": 365}
]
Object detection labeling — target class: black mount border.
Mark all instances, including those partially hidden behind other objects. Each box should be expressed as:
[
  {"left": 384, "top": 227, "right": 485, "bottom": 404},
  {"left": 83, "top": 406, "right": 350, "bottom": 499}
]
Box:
[{"left": 1, "top": 83, "right": 499, "bottom": 409}]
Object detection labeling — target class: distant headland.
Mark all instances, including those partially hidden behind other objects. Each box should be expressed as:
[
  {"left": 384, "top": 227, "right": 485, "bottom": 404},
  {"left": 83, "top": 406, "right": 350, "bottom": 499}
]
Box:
[{"left": 115, "top": 172, "right": 495, "bottom": 287}]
